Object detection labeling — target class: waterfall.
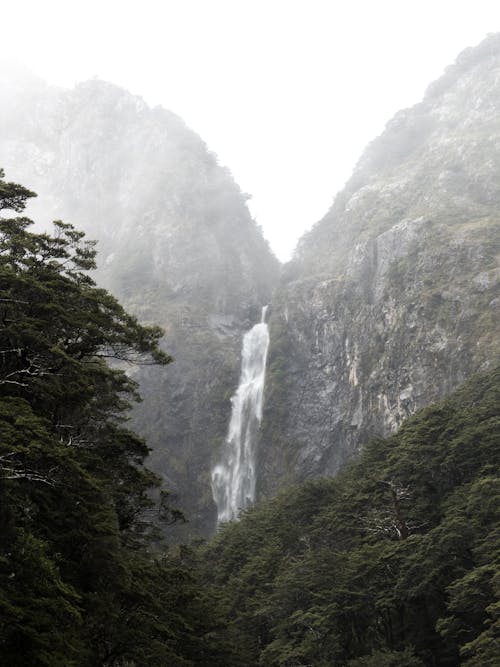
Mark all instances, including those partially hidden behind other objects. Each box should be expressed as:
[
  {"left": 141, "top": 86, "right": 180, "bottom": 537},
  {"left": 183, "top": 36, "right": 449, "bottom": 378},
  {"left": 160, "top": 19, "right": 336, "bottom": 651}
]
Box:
[{"left": 211, "top": 306, "right": 270, "bottom": 523}]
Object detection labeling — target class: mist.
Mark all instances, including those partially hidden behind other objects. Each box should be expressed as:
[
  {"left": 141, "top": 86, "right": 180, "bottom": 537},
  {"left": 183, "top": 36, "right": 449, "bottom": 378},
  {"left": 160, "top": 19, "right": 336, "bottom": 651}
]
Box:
[{"left": 2, "top": 0, "right": 500, "bottom": 259}]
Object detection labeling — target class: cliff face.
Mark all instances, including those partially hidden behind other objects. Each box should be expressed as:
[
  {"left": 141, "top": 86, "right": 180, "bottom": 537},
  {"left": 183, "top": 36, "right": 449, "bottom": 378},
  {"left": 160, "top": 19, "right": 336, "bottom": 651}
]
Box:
[
  {"left": 258, "top": 35, "right": 500, "bottom": 496},
  {"left": 0, "top": 74, "right": 279, "bottom": 535},
  {"left": 3, "top": 35, "right": 500, "bottom": 533}
]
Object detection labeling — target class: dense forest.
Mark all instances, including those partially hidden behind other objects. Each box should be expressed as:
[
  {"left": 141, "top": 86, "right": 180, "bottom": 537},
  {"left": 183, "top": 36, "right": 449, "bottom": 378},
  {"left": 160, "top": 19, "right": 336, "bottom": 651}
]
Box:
[
  {"left": 204, "top": 365, "right": 500, "bottom": 666},
  {"left": 0, "top": 171, "right": 498, "bottom": 665},
  {"left": 0, "top": 171, "right": 231, "bottom": 666}
]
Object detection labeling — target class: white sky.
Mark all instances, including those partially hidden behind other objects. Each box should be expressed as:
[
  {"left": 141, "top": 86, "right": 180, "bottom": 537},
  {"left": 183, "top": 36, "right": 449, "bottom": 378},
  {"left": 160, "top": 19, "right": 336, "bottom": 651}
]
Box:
[{"left": 2, "top": 0, "right": 500, "bottom": 260}]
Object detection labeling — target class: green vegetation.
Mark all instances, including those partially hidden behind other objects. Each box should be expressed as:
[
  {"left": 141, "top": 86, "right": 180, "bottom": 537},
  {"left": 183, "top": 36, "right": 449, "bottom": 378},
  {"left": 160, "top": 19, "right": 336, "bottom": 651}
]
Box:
[
  {"left": 0, "top": 171, "right": 230, "bottom": 666},
  {"left": 203, "top": 366, "right": 500, "bottom": 666},
  {"left": 1, "top": 170, "right": 498, "bottom": 665}
]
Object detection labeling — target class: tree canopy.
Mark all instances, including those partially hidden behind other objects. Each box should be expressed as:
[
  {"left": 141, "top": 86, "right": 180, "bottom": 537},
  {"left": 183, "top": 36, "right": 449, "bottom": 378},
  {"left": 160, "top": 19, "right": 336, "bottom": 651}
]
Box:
[
  {"left": 0, "top": 169, "right": 232, "bottom": 666},
  {"left": 202, "top": 365, "right": 500, "bottom": 666}
]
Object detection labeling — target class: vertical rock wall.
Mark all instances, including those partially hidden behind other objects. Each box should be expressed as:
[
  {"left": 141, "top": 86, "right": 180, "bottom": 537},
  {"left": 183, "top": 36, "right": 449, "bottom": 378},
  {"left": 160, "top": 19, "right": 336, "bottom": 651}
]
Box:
[{"left": 258, "top": 35, "right": 500, "bottom": 497}]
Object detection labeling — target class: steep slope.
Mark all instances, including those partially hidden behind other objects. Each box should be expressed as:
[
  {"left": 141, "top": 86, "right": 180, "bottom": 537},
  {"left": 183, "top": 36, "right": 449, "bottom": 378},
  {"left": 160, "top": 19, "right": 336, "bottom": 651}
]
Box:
[
  {"left": 259, "top": 35, "right": 500, "bottom": 496},
  {"left": 0, "top": 71, "right": 279, "bottom": 535},
  {"left": 204, "top": 366, "right": 500, "bottom": 666}
]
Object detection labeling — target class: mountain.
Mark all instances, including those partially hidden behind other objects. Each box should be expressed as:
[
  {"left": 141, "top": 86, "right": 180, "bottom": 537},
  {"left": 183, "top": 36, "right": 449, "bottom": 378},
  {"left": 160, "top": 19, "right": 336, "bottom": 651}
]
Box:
[
  {"left": 2, "top": 34, "right": 500, "bottom": 535},
  {"left": 258, "top": 34, "right": 500, "bottom": 497},
  {"left": 0, "top": 71, "right": 279, "bottom": 536}
]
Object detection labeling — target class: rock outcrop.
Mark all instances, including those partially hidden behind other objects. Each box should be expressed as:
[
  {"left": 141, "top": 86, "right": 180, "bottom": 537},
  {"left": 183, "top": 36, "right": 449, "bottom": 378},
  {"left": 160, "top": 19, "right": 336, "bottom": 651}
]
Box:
[{"left": 258, "top": 35, "right": 500, "bottom": 496}]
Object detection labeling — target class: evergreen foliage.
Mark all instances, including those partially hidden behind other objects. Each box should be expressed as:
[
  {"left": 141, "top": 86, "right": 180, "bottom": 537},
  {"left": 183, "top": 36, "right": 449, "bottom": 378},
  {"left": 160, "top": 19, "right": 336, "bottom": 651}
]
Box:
[
  {"left": 0, "top": 170, "right": 231, "bottom": 666},
  {"left": 1, "top": 168, "right": 498, "bottom": 665},
  {"left": 203, "top": 366, "right": 500, "bottom": 666}
]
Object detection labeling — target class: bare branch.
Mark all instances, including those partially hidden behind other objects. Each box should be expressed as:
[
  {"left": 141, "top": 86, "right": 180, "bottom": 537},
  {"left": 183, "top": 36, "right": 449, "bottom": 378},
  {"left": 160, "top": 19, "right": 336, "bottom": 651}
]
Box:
[
  {"left": 0, "top": 354, "right": 52, "bottom": 386},
  {"left": 0, "top": 298, "right": 29, "bottom": 304},
  {"left": 0, "top": 460, "right": 57, "bottom": 486}
]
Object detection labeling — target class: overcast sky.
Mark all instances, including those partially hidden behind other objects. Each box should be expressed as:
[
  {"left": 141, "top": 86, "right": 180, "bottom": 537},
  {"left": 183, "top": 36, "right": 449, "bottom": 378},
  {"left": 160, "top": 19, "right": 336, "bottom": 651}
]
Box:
[{"left": 2, "top": 1, "right": 500, "bottom": 260}]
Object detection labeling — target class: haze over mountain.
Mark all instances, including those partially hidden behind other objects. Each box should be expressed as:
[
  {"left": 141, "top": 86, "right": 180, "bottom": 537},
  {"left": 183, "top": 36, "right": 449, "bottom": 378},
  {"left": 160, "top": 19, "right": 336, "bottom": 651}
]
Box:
[
  {"left": 1, "top": 35, "right": 499, "bottom": 535},
  {"left": 259, "top": 34, "right": 500, "bottom": 496},
  {"left": 3, "top": 1, "right": 500, "bottom": 260},
  {"left": 0, "top": 72, "right": 279, "bottom": 535}
]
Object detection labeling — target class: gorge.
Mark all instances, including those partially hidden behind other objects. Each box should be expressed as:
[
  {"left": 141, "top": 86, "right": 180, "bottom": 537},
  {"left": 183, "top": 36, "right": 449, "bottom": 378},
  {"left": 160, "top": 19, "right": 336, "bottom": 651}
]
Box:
[
  {"left": 1, "top": 29, "right": 500, "bottom": 667},
  {"left": 0, "top": 34, "right": 499, "bottom": 537}
]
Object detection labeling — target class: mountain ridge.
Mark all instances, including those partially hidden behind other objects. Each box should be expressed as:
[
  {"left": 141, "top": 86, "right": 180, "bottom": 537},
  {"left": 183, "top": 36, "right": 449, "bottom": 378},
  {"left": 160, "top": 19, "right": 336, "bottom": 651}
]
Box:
[
  {"left": 2, "top": 35, "right": 499, "bottom": 533},
  {"left": 0, "top": 74, "right": 279, "bottom": 535}
]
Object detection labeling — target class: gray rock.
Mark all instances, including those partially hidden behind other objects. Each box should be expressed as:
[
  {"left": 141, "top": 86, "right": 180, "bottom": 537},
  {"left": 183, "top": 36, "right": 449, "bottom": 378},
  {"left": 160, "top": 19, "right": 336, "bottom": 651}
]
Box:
[{"left": 258, "top": 34, "right": 500, "bottom": 498}]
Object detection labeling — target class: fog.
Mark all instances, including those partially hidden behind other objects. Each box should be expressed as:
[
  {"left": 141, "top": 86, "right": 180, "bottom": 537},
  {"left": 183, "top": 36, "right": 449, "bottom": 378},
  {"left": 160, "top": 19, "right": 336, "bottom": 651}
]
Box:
[{"left": 2, "top": 0, "right": 500, "bottom": 259}]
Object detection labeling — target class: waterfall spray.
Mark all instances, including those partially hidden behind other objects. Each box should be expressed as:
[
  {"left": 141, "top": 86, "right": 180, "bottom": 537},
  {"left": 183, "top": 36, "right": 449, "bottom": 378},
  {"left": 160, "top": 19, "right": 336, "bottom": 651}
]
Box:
[{"left": 211, "top": 307, "right": 270, "bottom": 523}]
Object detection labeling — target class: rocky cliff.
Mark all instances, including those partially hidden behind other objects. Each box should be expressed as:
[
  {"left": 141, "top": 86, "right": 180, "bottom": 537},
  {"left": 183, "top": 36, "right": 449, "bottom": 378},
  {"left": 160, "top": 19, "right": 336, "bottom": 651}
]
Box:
[
  {"left": 0, "top": 72, "right": 279, "bottom": 535},
  {"left": 258, "top": 35, "right": 500, "bottom": 497},
  {"left": 3, "top": 35, "right": 500, "bottom": 534}
]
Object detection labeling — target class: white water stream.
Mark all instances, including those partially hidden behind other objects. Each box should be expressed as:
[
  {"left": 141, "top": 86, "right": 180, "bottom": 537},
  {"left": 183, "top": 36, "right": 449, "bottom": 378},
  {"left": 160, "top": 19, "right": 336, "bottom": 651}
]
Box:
[{"left": 211, "top": 306, "right": 270, "bottom": 523}]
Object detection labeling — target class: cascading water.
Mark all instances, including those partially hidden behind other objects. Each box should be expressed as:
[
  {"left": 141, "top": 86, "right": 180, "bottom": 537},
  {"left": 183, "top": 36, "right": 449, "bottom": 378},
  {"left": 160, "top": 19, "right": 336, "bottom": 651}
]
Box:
[{"left": 211, "top": 306, "right": 270, "bottom": 523}]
